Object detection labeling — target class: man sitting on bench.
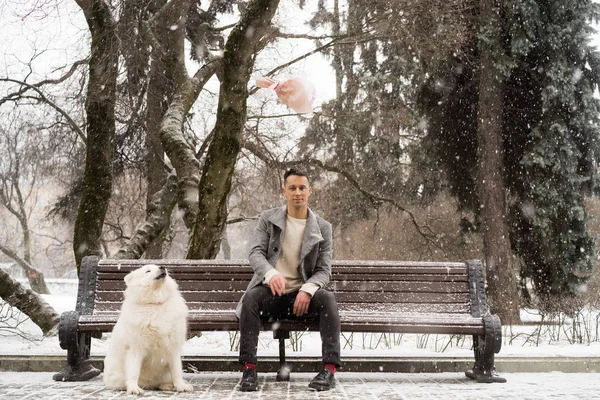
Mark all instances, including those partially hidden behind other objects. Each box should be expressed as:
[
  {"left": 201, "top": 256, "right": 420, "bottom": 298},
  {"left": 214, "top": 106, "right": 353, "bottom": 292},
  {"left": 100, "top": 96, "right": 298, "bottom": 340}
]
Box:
[{"left": 236, "top": 167, "right": 341, "bottom": 392}]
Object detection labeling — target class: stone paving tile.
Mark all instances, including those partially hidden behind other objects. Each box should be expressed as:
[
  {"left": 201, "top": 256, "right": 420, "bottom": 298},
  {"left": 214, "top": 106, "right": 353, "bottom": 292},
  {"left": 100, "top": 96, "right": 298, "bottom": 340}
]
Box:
[{"left": 1, "top": 372, "right": 600, "bottom": 399}]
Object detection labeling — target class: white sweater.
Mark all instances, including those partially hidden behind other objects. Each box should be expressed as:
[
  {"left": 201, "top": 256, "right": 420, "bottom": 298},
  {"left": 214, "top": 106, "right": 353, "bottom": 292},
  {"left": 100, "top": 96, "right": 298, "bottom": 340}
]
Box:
[{"left": 263, "top": 214, "right": 320, "bottom": 296}]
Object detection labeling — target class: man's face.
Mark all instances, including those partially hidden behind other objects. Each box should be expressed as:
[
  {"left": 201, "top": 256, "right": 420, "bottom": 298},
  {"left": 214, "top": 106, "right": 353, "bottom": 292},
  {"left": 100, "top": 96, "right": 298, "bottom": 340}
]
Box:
[{"left": 283, "top": 174, "right": 312, "bottom": 210}]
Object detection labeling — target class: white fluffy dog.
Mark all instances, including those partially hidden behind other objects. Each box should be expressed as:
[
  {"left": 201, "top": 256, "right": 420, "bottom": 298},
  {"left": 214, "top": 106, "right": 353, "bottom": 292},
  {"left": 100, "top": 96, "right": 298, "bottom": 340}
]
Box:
[{"left": 103, "top": 264, "right": 193, "bottom": 395}]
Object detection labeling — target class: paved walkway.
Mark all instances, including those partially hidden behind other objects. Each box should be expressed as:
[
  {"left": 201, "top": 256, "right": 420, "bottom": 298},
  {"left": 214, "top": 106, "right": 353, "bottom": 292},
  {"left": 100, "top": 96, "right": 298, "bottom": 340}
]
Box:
[{"left": 1, "top": 371, "right": 599, "bottom": 399}]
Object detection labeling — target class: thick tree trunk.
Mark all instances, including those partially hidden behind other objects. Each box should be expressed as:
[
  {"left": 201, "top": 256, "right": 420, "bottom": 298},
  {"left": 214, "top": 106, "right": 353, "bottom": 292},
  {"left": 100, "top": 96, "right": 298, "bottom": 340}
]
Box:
[
  {"left": 144, "top": 81, "right": 169, "bottom": 258},
  {"left": 72, "top": 0, "right": 118, "bottom": 270},
  {"left": 187, "top": 0, "right": 280, "bottom": 259},
  {"left": 144, "top": 7, "right": 174, "bottom": 258},
  {"left": 477, "top": 0, "right": 520, "bottom": 324},
  {"left": 0, "top": 268, "right": 59, "bottom": 336}
]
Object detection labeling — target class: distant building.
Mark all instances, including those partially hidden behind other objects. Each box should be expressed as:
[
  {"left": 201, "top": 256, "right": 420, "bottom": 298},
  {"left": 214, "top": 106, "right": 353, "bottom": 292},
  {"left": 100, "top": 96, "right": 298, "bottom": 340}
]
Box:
[{"left": 0, "top": 262, "right": 25, "bottom": 279}]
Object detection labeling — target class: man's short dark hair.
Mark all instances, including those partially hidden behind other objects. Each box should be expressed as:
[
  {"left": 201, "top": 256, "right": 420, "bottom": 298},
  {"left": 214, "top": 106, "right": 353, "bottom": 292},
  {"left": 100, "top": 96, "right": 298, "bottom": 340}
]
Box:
[{"left": 284, "top": 167, "right": 309, "bottom": 184}]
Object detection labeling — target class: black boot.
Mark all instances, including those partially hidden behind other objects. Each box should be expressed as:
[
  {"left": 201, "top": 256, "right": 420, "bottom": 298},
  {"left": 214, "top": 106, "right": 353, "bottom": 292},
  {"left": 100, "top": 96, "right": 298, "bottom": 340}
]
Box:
[
  {"left": 465, "top": 365, "right": 506, "bottom": 383},
  {"left": 239, "top": 368, "right": 258, "bottom": 391},
  {"left": 308, "top": 368, "right": 335, "bottom": 391}
]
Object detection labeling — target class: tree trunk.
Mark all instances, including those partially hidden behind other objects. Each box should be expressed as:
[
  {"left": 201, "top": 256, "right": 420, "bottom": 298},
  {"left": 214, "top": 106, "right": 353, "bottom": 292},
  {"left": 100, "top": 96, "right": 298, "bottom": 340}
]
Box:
[
  {"left": 187, "top": 0, "right": 280, "bottom": 259},
  {"left": 151, "top": 0, "right": 221, "bottom": 230},
  {"left": 144, "top": 12, "right": 174, "bottom": 258},
  {"left": 72, "top": 0, "right": 118, "bottom": 270},
  {"left": 114, "top": 174, "right": 177, "bottom": 259},
  {"left": 476, "top": 0, "right": 520, "bottom": 324},
  {"left": 0, "top": 268, "right": 59, "bottom": 336}
]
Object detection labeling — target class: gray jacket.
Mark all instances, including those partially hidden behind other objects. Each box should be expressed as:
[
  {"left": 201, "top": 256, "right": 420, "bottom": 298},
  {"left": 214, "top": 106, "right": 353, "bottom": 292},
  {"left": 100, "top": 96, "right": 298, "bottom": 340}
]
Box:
[{"left": 236, "top": 205, "right": 333, "bottom": 318}]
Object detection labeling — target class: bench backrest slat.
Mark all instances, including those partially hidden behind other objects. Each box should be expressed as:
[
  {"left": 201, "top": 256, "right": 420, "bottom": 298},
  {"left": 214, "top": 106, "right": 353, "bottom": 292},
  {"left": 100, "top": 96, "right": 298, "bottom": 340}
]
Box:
[
  {"left": 96, "top": 280, "right": 467, "bottom": 293},
  {"left": 96, "top": 290, "right": 468, "bottom": 304},
  {"left": 88, "top": 301, "right": 471, "bottom": 314}
]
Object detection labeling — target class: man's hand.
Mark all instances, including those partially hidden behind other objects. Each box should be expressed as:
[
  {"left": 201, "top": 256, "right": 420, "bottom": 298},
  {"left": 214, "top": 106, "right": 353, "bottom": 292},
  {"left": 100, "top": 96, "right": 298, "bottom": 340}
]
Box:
[
  {"left": 293, "top": 291, "right": 312, "bottom": 316},
  {"left": 269, "top": 274, "right": 288, "bottom": 296}
]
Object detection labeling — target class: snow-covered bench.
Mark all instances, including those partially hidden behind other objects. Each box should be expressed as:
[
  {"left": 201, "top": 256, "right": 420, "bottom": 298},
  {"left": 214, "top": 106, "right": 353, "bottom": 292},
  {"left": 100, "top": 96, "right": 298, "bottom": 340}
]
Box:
[{"left": 52, "top": 256, "right": 503, "bottom": 383}]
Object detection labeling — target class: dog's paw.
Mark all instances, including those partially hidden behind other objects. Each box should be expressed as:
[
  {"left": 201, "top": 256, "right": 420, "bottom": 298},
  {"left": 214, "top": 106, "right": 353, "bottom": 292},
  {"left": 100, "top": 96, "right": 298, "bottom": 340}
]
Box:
[
  {"left": 126, "top": 384, "right": 144, "bottom": 395},
  {"left": 174, "top": 382, "right": 194, "bottom": 392}
]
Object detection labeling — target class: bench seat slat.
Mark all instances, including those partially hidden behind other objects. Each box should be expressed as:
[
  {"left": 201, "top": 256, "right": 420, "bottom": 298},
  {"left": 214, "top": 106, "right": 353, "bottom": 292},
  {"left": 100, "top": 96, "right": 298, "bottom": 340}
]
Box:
[
  {"left": 79, "top": 310, "right": 482, "bottom": 325},
  {"left": 78, "top": 311, "right": 484, "bottom": 335},
  {"left": 80, "top": 311, "right": 482, "bottom": 324}
]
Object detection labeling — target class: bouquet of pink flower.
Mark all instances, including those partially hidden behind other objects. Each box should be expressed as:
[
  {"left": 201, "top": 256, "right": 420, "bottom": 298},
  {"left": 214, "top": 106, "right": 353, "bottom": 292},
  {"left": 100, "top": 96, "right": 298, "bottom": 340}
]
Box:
[{"left": 255, "top": 76, "right": 316, "bottom": 114}]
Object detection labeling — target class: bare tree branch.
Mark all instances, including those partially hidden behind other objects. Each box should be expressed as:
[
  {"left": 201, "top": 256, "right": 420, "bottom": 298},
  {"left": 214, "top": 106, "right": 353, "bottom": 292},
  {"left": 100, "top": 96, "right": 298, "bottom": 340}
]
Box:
[
  {"left": 247, "top": 30, "right": 379, "bottom": 96},
  {"left": 0, "top": 244, "right": 36, "bottom": 275},
  {"left": 226, "top": 215, "right": 259, "bottom": 224},
  {"left": 0, "top": 243, "right": 51, "bottom": 294},
  {"left": 0, "top": 78, "right": 86, "bottom": 145},
  {"left": 242, "top": 141, "right": 439, "bottom": 244},
  {"left": 2, "top": 58, "right": 88, "bottom": 98}
]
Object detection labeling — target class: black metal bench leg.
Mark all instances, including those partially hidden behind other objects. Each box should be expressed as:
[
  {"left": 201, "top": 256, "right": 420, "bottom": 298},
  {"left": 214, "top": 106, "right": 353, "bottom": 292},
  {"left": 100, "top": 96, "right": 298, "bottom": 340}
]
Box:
[
  {"left": 53, "top": 311, "right": 101, "bottom": 381},
  {"left": 465, "top": 315, "right": 505, "bottom": 383},
  {"left": 274, "top": 331, "right": 291, "bottom": 381}
]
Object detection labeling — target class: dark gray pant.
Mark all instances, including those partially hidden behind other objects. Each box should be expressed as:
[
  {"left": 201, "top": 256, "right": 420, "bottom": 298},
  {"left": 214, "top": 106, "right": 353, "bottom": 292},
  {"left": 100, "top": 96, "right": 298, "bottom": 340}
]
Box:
[{"left": 239, "top": 285, "right": 341, "bottom": 367}]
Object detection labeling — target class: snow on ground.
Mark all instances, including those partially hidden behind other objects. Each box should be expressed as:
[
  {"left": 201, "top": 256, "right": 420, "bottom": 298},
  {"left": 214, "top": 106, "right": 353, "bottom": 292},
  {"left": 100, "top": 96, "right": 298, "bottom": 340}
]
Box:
[
  {"left": 2, "top": 371, "right": 600, "bottom": 399},
  {"left": 3, "top": 289, "right": 600, "bottom": 360}
]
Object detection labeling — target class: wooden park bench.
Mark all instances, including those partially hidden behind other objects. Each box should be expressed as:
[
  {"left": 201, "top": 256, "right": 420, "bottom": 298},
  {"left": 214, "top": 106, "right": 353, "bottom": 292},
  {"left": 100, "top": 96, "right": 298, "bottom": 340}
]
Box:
[{"left": 52, "top": 256, "right": 503, "bottom": 383}]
